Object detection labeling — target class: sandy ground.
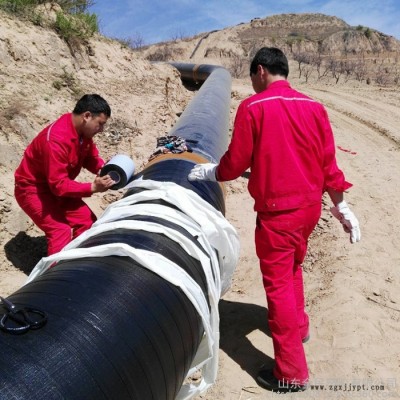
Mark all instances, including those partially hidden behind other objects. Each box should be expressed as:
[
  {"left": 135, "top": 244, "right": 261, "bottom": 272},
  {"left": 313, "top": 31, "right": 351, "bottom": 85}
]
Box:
[
  {"left": 198, "top": 82, "right": 400, "bottom": 400},
  {"left": 1, "top": 8, "right": 400, "bottom": 400}
]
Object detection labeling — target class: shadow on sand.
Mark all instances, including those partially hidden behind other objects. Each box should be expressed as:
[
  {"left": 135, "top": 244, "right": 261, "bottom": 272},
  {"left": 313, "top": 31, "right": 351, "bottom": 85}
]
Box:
[
  {"left": 219, "top": 299, "right": 274, "bottom": 378},
  {"left": 4, "top": 231, "right": 47, "bottom": 275}
]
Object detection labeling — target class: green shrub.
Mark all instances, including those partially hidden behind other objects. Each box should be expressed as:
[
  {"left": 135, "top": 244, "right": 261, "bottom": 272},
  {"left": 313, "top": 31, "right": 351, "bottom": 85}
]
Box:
[
  {"left": 54, "top": 11, "right": 98, "bottom": 43},
  {"left": 52, "top": 80, "right": 63, "bottom": 90},
  {"left": 57, "top": 0, "right": 94, "bottom": 14},
  {"left": 0, "top": 0, "right": 36, "bottom": 15},
  {"left": 0, "top": 0, "right": 98, "bottom": 46},
  {"left": 0, "top": 0, "right": 94, "bottom": 15},
  {"left": 52, "top": 67, "right": 83, "bottom": 98}
]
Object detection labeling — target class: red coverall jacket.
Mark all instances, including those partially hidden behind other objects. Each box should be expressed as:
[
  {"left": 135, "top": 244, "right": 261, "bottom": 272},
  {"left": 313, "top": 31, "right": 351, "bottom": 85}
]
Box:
[
  {"left": 15, "top": 113, "right": 104, "bottom": 195},
  {"left": 217, "top": 80, "right": 351, "bottom": 211},
  {"left": 14, "top": 113, "right": 105, "bottom": 255}
]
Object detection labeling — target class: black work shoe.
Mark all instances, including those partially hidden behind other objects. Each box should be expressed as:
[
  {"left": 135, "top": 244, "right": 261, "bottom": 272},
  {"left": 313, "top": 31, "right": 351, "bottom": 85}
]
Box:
[
  {"left": 256, "top": 368, "right": 307, "bottom": 392},
  {"left": 302, "top": 333, "right": 310, "bottom": 343}
]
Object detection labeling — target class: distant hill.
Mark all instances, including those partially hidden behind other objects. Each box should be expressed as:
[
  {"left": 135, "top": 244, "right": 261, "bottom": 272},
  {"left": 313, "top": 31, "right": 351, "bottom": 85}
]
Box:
[{"left": 141, "top": 13, "right": 400, "bottom": 84}]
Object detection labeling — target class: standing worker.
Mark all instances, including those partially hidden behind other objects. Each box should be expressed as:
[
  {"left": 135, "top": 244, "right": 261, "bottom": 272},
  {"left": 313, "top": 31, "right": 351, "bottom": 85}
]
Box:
[
  {"left": 188, "top": 48, "right": 360, "bottom": 392},
  {"left": 15, "top": 94, "right": 115, "bottom": 256}
]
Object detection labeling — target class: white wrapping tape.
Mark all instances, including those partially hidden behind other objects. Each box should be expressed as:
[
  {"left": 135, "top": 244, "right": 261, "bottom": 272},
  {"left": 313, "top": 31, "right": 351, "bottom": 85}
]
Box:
[
  {"left": 26, "top": 180, "right": 240, "bottom": 400},
  {"left": 101, "top": 154, "right": 135, "bottom": 189}
]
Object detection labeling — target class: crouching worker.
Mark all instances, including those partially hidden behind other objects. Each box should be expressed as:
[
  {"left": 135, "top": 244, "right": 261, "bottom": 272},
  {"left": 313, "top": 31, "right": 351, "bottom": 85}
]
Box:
[{"left": 14, "top": 94, "right": 115, "bottom": 255}]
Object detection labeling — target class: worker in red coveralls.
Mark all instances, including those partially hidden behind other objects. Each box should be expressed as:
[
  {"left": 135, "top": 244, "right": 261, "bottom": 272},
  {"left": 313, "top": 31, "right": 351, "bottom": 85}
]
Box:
[
  {"left": 15, "top": 94, "right": 115, "bottom": 256},
  {"left": 188, "top": 48, "right": 360, "bottom": 392}
]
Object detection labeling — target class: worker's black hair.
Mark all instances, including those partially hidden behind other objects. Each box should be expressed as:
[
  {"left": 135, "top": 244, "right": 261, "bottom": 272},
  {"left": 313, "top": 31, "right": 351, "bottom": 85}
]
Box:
[
  {"left": 73, "top": 94, "right": 111, "bottom": 117},
  {"left": 249, "top": 47, "right": 289, "bottom": 78}
]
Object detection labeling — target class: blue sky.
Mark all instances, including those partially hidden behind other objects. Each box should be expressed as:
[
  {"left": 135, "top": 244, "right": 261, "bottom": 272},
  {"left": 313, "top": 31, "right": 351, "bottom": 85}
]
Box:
[{"left": 90, "top": 0, "right": 400, "bottom": 45}]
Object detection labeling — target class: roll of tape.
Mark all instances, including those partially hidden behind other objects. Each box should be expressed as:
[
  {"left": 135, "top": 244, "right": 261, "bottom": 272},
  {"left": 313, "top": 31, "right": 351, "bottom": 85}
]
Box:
[{"left": 100, "top": 154, "right": 135, "bottom": 189}]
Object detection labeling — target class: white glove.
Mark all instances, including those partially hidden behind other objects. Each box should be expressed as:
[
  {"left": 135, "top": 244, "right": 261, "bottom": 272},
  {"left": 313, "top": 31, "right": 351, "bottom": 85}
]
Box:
[
  {"left": 188, "top": 163, "right": 218, "bottom": 182},
  {"left": 330, "top": 200, "right": 361, "bottom": 243}
]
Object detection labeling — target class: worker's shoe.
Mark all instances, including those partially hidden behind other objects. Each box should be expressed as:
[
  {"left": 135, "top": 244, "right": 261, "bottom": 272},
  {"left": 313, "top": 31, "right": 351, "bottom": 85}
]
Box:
[
  {"left": 256, "top": 368, "right": 307, "bottom": 393},
  {"left": 302, "top": 333, "right": 310, "bottom": 343}
]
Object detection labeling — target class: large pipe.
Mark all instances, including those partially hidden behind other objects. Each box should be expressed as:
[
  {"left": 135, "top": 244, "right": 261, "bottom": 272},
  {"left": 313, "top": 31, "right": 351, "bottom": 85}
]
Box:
[
  {"left": 0, "top": 64, "right": 237, "bottom": 400},
  {"left": 135, "top": 63, "right": 231, "bottom": 215}
]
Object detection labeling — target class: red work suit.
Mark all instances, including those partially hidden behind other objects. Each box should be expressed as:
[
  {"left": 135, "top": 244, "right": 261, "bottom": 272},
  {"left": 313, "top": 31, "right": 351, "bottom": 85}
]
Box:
[
  {"left": 217, "top": 80, "right": 351, "bottom": 384},
  {"left": 15, "top": 113, "right": 105, "bottom": 255}
]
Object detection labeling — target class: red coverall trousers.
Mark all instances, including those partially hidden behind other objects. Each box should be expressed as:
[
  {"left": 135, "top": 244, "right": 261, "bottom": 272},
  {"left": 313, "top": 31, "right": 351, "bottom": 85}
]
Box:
[
  {"left": 15, "top": 187, "right": 96, "bottom": 255},
  {"left": 255, "top": 203, "right": 321, "bottom": 384}
]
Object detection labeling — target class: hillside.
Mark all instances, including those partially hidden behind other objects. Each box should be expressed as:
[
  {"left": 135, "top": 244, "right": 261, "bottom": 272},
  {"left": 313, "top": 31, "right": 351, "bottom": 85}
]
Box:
[
  {"left": 0, "top": 5, "right": 195, "bottom": 274},
  {"left": 142, "top": 13, "right": 400, "bottom": 85},
  {"left": 1, "top": 7, "right": 400, "bottom": 400}
]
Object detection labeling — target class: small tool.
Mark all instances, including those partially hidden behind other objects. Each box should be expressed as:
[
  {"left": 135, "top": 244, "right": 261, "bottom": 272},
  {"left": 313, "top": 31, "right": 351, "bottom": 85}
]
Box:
[{"left": 0, "top": 296, "right": 47, "bottom": 335}]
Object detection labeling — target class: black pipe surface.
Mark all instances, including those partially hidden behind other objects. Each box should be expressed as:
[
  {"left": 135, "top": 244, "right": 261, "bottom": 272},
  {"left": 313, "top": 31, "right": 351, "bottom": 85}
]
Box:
[
  {"left": 134, "top": 63, "right": 231, "bottom": 215},
  {"left": 168, "top": 63, "right": 231, "bottom": 163},
  {"left": 130, "top": 160, "right": 225, "bottom": 215}
]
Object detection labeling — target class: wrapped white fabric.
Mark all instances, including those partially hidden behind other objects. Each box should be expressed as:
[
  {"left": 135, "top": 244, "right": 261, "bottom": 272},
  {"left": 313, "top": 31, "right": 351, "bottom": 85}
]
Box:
[{"left": 26, "top": 180, "right": 240, "bottom": 400}]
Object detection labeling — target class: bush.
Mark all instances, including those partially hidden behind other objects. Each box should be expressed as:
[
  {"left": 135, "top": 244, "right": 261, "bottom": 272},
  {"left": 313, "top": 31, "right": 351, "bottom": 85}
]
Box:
[
  {"left": 0, "top": 0, "right": 94, "bottom": 15},
  {"left": 0, "top": 0, "right": 37, "bottom": 16},
  {"left": 52, "top": 67, "right": 82, "bottom": 98},
  {"left": 146, "top": 45, "right": 174, "bottom": 62},
  {"left": 57, "top": 0, "right": 94, "bottom": 14},
  {"left": 54, "top": 10, "right": 98, "bottom": 50},
  {"left": 0, "top": 0, "right": 98, "bottom": 46},
  {"left": 364, "top": 28, "right": 372, "bottom": 39}
]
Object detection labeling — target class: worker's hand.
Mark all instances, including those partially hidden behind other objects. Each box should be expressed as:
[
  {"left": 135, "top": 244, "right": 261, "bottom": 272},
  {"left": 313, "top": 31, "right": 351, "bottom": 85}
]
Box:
[
  {"left": 330, "top": 200, "right": 361, "bottom": 243},
  {"left": 188, "top": 163, "right": 218, "bottom": 182},
  {"left": 91, "top": 174, "right": 115, "bottom": 193}
]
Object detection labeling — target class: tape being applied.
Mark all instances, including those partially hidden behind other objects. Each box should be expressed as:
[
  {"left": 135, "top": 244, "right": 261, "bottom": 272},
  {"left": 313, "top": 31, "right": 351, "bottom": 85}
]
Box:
[{"left": 100, "top": 154, "right": 135, "bottom": 189}]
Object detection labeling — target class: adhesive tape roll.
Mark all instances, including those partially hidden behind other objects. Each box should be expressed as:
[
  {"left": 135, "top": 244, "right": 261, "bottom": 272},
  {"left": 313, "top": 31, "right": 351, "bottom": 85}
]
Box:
[{"left": 100, "top": 154, "right": 135, "bottom": 189}]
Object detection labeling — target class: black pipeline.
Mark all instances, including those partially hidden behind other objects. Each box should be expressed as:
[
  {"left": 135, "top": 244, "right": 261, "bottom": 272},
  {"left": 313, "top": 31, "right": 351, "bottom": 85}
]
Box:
[{"left": 0, "top": 64, "right": 238, "bottom": 400}]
